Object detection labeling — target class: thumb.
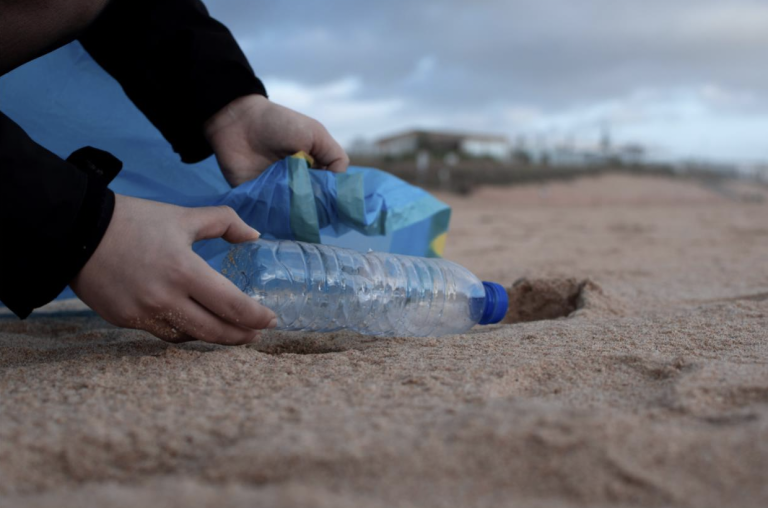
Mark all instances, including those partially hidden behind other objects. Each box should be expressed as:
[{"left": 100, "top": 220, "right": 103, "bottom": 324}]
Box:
[
  {"left": 309, "top": 122, "right": 349, "bottom": 174},
  {"left": 191, "top": 206, "right": 260, "bottom": 244}
]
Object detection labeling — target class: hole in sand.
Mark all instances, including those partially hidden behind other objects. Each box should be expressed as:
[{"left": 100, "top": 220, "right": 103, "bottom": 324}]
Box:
[{"left": 503, "top": 278, "right": 596, "bottom": 324}]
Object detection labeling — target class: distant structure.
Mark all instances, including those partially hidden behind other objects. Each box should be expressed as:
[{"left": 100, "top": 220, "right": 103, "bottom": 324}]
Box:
[
  {"left": 528, "top": 138, "right": 647, "bottom": 167},
  {"left": 347, "top": 137, "right": 378, "bottom": 157},
  {"left": 364, "top": 129, "right": 649, "bottom": 168},
  {"left": 375, "top": 130, "right": 510, "bottom": 161},
  {"left": 599, "top": 122, "right": 611, "bottom": 156}
]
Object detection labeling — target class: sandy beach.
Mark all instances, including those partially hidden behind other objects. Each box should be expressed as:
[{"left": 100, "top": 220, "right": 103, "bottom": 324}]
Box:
[{"left": 1, "top": 173, "right": 767, "bottom": 508}]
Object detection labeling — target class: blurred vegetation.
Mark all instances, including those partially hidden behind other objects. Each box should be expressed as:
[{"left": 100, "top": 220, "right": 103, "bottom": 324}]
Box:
[{"left": 349, "top": 155, "right": 685, "bottom": 195}]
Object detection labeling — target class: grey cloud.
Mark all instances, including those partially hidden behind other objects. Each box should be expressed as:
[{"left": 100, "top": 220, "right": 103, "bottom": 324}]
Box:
[{"left": 206, "top": 0, "right": 768, "bottom": 113}]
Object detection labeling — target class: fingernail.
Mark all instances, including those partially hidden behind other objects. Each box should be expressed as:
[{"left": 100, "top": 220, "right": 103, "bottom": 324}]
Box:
[
  {"left": 268, "top": 317, "right": 278, "bottom": 329},
  {"left": 250, "top": 227, "right": 261, "bottom": 239}
]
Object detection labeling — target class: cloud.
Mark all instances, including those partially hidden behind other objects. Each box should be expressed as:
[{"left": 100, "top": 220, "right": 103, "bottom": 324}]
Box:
[
  {"left": 697, "top": 84, "right": 759, "bottom": 111},
  {"left": 205, "top": 0, "right": 768, "bottom": 162},
  {"left": 403, "top": 56, "right": 437, "bottom": 86},
  {"left": 264, "top": 77, "right": 406, "bottom": 143},
  {"left": 680, "top": 3, "right": 768, "bottom": 46}
]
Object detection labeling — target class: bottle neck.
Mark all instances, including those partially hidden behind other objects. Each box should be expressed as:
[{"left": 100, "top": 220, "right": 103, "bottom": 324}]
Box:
[{"left": 479, "top": 282, "right": 508, "bottom": 325}]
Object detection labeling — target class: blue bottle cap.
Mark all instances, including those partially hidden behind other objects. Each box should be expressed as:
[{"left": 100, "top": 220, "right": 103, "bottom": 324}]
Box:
[{"left": 479, "top": 282, "right": 509, "bottom": 325}]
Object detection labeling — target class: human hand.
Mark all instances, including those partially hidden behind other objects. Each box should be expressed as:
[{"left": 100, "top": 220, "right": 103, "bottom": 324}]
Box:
[
  {"left": 70, "top": 195, "right": 277, "bottom": 345},
  {"left": 204, "top": 94, "right": 349, "bottom": 187}
]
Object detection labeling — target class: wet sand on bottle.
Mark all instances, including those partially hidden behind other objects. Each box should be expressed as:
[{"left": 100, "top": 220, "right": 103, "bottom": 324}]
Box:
[{"left": 2, "top": 173, "right": 768, "bottom": 508}]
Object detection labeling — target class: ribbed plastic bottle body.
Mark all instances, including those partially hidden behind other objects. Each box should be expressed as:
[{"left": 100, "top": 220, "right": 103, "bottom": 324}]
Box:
[{"left": 222, "top": 240, "right": 487, "bottom": 337}]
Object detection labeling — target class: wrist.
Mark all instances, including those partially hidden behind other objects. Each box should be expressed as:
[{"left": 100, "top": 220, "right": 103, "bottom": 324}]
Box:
[{"left": 204, "top": 94, "right": 269, "bottom": 143}]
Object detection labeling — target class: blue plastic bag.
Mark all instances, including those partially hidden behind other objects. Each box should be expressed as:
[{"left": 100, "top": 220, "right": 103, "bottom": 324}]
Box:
[{"left": 0, "top": 42, "right": 450, "bottom": 302}]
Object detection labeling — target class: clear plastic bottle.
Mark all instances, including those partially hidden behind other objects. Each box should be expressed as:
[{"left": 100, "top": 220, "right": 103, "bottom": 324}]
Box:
[{"left": 222, "top": 240, "right": 508, "bottom": 337}]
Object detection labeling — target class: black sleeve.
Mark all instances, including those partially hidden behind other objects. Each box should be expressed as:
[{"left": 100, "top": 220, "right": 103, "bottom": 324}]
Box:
[
  {"left": 79, "top": 0, "right": 267, "bottom": 164},
  {"left": 0, "top": 112, "right": 118, "bottom": 318}
]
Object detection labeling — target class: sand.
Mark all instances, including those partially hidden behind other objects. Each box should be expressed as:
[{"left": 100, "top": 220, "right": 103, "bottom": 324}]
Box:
[{"left": 1, "top": 173, "right": 767, "bottom": 508}]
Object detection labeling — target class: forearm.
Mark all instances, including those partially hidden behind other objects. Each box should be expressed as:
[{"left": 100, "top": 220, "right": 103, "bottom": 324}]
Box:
[
  {"left": 0, "top": 112, "right": 118, "bottom": 317},
  {"left": 79, "top": 0, "right": 267, "bottom": 163},
  {"left": 0, "top": 0, "right": 110, "bottom": 76}
]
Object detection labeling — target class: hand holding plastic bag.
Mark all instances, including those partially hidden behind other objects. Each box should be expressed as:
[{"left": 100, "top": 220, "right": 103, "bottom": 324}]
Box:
[{"left": 0, "top": 42, "right": 451, "bottom": 306}]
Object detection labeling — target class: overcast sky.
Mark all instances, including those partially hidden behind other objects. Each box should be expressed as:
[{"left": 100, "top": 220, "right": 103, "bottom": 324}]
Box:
[{"left": 207, "top": 0, "right": 768, "bottom": 163}]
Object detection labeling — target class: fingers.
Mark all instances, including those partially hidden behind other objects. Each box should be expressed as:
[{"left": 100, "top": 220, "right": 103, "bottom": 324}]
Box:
[
  {"left": 181, "top": 205, "right": 277, "bottom": 336},
  {"left": 133, "top": 314, "right": 196, "bottom": 344},
  {"left": 166, "top": 299, "right": 261, "bottom": 346},
  {"left": 187, "top": 255, "right": 278, "bottom": 331},
  {"left": 139, "top": 300, "right": 260, "bottom": 345},
  {"left": 190, "top": 205, "right": 260, "bottom": 243},
  {"left": 310, "top": 122, "right": 349, "bottom": 174},
  {"left": 153, "top": 328, "right": 197, "bottom": 345}
]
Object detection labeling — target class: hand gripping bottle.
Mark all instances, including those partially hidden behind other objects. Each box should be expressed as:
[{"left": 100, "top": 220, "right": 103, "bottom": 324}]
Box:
[{"left": 222, "top": 240, "right": 508, "bottom": 337}]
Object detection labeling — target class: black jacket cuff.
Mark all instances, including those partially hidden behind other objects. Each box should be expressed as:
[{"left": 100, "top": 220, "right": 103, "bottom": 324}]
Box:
[
  {"left": 0, "top": 131, "right": 120, "bottom": 317},
  {"left": 176, "top": 77, "right": 267, "bottom": 164},
  {"left": 60, "top": 148, "right": 120, "bottom": 306}
]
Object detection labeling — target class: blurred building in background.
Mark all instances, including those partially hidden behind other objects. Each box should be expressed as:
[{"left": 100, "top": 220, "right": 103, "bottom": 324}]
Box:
[
  {"left": 375, "top": 130, "right": 510, "bottom": 161},
  {"left": 532, "top": 141, "right": 647, "bottom": 167},
  {"left": 366, "top": 128, "right": 651, "bottom": 168}
]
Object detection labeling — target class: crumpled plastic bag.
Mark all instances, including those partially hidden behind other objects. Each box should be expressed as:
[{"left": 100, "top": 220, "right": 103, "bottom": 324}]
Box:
[{"left": 0, "top": 42, "right": 450, "bottom": 302}]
